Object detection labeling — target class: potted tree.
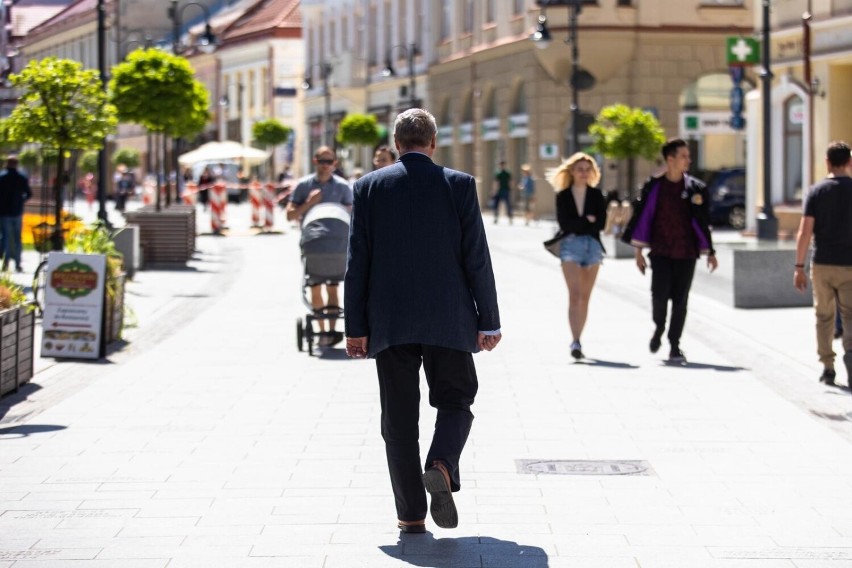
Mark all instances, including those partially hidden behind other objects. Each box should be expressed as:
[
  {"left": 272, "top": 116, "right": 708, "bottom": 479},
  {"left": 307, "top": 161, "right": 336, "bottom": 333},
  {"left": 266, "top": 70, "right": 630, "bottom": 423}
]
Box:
[
  {"left": 4, "top": 57, "right": 118, "bottom": 251},
  {"left": 252, "top": 118, "right": 292, "bottom": 181},
  {"left": 0, "top": 275, "right": 34, "bottom": 397},
  {"left": 336, "top": 113, "right": 381, "bottom": 174}
]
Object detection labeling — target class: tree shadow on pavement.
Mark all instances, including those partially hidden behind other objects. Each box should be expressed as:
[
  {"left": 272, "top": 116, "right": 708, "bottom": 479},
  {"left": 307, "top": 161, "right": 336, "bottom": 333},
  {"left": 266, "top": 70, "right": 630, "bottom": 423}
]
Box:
[
  {"left": 380, "top": 533, "right": 549, "bottom": 567},
  {"left": 574, "top": 359, "right": 639, "bottom": 369},
  {"left": 662, "top": 361, "right": 746, "bottom": 372},
  {"left": 0, "top": 382, "right": 42, "bottom": 420}
]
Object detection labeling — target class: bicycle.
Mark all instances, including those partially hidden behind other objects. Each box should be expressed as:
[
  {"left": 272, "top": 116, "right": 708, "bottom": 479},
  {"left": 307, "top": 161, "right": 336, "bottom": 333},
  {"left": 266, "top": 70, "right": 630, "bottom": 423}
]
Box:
[{"left": 31, "top": 258, "right": 48, "bottom": 318}]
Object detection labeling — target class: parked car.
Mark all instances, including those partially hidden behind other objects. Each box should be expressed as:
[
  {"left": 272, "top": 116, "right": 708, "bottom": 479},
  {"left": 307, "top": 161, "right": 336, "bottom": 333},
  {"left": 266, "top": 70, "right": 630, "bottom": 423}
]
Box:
[{"left": 699, "top": 167, "right": 746, "bottom": 230}]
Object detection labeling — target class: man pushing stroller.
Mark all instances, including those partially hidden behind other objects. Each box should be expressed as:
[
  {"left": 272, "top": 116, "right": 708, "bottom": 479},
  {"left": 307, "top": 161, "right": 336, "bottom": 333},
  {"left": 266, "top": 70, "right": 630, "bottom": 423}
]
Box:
[{"left": 287, "top": 146, "right": 353, "bottom": 346}]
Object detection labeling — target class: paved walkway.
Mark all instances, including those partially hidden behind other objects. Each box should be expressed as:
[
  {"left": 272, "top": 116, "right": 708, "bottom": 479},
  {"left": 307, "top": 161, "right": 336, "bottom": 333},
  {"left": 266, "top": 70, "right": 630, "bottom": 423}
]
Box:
[{"left": 2, "top": 203, "right": 852, "bottom": 567}]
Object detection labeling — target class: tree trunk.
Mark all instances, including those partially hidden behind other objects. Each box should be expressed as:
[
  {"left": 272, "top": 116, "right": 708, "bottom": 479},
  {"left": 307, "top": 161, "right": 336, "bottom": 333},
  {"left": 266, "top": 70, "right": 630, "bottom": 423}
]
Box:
[
  {"left": 154, "top": 131, "right": 162, "bottom": 212},
  {"left": 52, "top": 149, "right": 65, "bottom": 251},
  {"left": 163, "top": 134, "right": 171, "bottom": 207}
]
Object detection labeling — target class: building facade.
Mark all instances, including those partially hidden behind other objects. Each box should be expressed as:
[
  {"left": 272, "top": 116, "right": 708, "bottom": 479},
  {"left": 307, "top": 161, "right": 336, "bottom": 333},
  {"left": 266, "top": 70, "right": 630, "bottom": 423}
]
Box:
[{"left": 744, "top": 0, "right": 852, "bottom": 235}]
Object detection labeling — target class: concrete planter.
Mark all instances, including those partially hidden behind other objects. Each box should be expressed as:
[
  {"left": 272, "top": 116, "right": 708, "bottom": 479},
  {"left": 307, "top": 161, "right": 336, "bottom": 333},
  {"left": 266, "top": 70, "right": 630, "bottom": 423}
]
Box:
[
  {"left": 104, "top": 273, "right": 126, "bottom": 345},
  {"left": 0, "top": 305, "right": 35, "bottom": 397}
]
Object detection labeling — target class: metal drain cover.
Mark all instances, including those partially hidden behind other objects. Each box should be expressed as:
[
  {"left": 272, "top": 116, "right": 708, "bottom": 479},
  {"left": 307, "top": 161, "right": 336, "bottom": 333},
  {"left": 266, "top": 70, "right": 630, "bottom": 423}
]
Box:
[{"left": 516, "top": 459, "right": 654, "bottom": 476}]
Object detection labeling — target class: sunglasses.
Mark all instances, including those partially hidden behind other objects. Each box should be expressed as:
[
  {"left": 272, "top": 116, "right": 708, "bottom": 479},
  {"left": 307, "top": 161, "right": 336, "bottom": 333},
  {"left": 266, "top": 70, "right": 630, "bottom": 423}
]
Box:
[{"left": 316, "top": 158, "right": 335, "bottom": 165}]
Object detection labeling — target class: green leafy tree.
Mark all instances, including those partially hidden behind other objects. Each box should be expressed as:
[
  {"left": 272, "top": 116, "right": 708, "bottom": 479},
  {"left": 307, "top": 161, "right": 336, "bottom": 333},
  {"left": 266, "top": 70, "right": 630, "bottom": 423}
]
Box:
[
  {"left": 79, "top": 150, "right": 99, "bottom": 173},
  {"left": 336, "top": 113, "right": 381, "bottom": 147},
  {"left": 5, "top": 57, "right": 117, "bottom": 249},
  {"left": 113, "top": 148, "right": 141, "bottom": 169},
  {"left": 252, "top": 118, "right": 292, "bottom": 178},
  {"left": 589, "top": 104, "right": 666, "bottom": 197},
  {"left": 109, "top": 49, "right": 210, "bottom": 209},
  {"left": 17, "top": 148, "right": 39, "bottom": 171}
]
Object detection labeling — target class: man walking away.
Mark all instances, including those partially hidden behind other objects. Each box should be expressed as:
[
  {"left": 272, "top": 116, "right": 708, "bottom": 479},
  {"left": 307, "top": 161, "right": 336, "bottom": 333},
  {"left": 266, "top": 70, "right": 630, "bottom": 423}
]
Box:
[
  {"left": 345, "top": 108, "right": 502, "bottom": 533},
  {"left": 794, "top": 141, "right": 852, "bottom": 386},
  {"left": 492, "top": 160, "right": 513, "bottom": 224},
  {"left": 0, "top": 156, "right": 32, "bottom": 272},
  {"left": 622, "top": 138, "right": 717, "bottom": 363}
]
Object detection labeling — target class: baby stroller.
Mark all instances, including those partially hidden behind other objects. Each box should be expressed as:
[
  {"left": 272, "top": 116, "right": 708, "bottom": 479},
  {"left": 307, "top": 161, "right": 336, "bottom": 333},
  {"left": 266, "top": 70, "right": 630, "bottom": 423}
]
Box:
[{"left": 296, "top": 202, "right": 350, "bottom": 355}]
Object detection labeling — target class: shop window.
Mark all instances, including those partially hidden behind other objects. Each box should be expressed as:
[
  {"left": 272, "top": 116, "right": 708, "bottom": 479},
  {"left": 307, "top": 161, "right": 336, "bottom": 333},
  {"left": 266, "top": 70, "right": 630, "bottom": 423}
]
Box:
[{"left": 783, "top": 95, "right": 804, "bottom": 202}]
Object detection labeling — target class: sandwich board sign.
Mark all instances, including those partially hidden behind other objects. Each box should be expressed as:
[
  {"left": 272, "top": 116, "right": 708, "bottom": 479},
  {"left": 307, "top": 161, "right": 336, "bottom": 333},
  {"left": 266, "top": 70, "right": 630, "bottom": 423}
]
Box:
[{"left": 41, "top": 252, "right": 107, "bottom": 360}]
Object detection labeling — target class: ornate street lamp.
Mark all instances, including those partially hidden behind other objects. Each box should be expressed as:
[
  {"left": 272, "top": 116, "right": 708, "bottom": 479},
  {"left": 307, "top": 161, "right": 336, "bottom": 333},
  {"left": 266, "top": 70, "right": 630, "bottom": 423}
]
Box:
[
  {"left": 302, "top": 62, "right": 334, "bottom": 147},
  {"left": 382, "top": 43, "right": 419, "bottom": 109}
]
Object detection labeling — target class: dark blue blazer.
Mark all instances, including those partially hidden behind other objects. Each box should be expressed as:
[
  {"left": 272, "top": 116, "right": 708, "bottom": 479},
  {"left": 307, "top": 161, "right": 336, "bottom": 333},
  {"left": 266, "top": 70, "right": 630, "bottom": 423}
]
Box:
[{"left": 344, "top": 152, "right": 500, "bottom": 358}]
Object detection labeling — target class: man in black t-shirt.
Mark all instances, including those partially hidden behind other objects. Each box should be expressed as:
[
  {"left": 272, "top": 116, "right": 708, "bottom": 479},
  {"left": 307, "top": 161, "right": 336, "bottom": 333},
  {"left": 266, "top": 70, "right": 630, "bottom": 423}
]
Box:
[{"left": 795, "top": 141, "right": 852, "bottom": 386}]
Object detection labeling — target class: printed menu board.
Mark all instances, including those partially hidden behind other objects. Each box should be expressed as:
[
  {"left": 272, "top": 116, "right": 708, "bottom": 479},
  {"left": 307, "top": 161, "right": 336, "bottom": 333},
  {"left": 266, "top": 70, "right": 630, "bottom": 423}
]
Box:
[{"left": 41, "top": 253, "right": 106, "bottom": 360}]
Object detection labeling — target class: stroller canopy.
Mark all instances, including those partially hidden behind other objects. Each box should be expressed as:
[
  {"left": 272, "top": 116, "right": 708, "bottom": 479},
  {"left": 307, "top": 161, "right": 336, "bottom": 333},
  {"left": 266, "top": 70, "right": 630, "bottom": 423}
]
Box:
[{"left": 300, "top": 203, "right": 351, "bottom": 284}]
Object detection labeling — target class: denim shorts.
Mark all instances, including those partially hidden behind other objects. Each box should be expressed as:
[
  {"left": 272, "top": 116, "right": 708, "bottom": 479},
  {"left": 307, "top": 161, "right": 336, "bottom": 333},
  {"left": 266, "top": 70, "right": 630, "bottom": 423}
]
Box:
[{"left": 559, "top": 235, "right": 603, "bottom": 267}]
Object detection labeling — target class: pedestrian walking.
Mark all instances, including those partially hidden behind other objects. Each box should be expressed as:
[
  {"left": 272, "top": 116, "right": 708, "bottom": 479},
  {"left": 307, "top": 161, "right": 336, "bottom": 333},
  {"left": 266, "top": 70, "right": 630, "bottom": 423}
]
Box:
[
  {"left": 0, "top": 156, "right": 32, "bottom": 273},
  {"left": 287, "top": 146, "right": 353, "bottom": 345},
  {"left": 622, "top": 138, "right": 717, "bottom": 363},
  {"left": 519, "top": 163, "right": 536, "bottom": 225},
  {"left": 344, "top": 108, "right": 501, "bottom": 533},
  {"left": 794, "top": 141, "right": 852, "bottom": 386},
  {"left": 197, "top": 166, "right": 214, "bottom": 210},
  {"left": 492, "top": 160, "right": 513, "bottom": 224},
  {"left": 543, "top": 153, "right": 607, "bottom": 360},
  {"left": 372, "top": 145, "right": 397, "bottom": 170}
]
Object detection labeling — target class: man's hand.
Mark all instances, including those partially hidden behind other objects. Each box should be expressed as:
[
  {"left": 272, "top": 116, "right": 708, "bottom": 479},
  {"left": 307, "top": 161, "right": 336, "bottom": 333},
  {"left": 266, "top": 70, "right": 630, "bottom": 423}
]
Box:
[
  {"left": 794, "top": 268, "right": 808, "bottom": 293},
  {"left": 306, "top": 189, "right": 322, "bottom": 206},
  {"left": 707, "top": 254, "right": 718, "bottom": 273},
  {"left": 346, "top": 336, "right": 368, "bottom": 358},
  {"left": 635, "top": 248, "right": 646, "bottom": 275},
  {"left": 478, "top": 332, "right": 502, "bottom": 352}
]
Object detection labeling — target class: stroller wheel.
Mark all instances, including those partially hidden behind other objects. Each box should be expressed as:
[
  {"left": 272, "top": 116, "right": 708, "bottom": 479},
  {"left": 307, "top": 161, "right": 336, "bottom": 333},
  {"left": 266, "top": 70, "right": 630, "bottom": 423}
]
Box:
[
  {"left": 304, "top": 324, "right": 314, "bottom": 356},
  {"left": 296, "top": 318, "right": 304, "bottom": 352}
]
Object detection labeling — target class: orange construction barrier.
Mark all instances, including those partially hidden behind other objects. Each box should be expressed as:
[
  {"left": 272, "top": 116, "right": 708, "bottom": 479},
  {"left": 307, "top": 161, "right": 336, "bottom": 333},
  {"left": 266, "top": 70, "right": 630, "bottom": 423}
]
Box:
[
  {"left": 210, "top": 182, "right": 227, "bottom": 234},
  {"left": 249, "top": 180, "right": 262, "bottom": 227},
  {"left": 142, "top": 177, "right": 156, "bottom": 206},
  {"left": 182, "top": 181, "right": 199, "bottom": 205},
  {"left": 262, "top": 182, "right": 276, "bottom": 231}
]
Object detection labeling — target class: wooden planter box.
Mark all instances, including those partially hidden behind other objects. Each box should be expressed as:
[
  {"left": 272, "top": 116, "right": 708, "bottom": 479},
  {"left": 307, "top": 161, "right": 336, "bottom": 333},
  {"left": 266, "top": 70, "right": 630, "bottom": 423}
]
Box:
[
  {"left": 0, "top": 306, "right": 35, "bottom": 397},
  {"left": 123, "top": 205, "right": 196, "bottom": 267},
  {"left": 104, "top": 274, "right": 126, "bottom": 345}
]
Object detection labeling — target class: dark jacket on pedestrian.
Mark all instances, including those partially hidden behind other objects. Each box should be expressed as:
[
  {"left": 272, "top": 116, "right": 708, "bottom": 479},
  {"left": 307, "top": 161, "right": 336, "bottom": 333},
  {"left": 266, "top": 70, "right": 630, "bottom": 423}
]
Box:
[
  {"left": 0, "top": 167, "right": 32, "bottom": 217},
  {"left": 621, "top": 174, "right": 715, "bottom": 256},
  {"left": 344, "top": 152, "right": 501, "bottom": 358}
]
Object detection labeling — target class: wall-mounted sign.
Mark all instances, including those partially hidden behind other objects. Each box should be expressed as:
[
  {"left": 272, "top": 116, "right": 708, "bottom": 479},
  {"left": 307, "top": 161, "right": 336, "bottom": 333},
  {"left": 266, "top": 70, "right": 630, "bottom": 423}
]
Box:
[
  {"left": 680, "top": 111, "right": 743, "bottom": 135},
  {"left": 481, "top": 117, "right": 501, "bottom": 141},
  {"left": 539, "top": 143, "right": 560, "bottom": 160},
  {"left": 726, "top": 36, "right": 760, "bottom": 66},
  {"left": 437, "top": 125, "right": 454, "bottom": 147},
  {"left": 458, "top": 122, "right": 473, "bottom": 144},
  {"left": 41, "top": 253, "right": 107, "bottom": 360},
  {"left": 508, "top": 114, "right": 529, "bottom": 138}
]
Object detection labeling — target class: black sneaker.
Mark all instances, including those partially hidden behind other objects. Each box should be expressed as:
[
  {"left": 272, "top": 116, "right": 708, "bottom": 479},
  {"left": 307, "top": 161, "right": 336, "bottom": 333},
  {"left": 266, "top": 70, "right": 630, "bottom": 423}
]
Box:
[
  {"left": 668, "top": 347, "right": 686, "bottom": 364},
  {"left": 844, "top": 351, "right": 852, "bottom": 385},
  {"left": 820, "top": 368, "right": 836, "bottom": 385},
  {"left": 649, "top": 329, "right": 663, "bottom": 353}
]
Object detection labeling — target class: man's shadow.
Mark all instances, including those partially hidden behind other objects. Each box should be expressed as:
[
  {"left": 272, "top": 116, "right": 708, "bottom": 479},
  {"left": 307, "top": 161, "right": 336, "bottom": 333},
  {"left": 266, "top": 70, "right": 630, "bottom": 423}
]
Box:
[{"left": 380, "top": 533, "right": 549, "bottom": 567}]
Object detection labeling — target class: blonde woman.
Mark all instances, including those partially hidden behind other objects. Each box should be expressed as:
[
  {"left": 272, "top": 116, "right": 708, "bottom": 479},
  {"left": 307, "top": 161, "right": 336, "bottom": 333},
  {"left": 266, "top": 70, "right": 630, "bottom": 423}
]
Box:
[{"left": 546, "top": 153, "right": 607, "bottom": 359}]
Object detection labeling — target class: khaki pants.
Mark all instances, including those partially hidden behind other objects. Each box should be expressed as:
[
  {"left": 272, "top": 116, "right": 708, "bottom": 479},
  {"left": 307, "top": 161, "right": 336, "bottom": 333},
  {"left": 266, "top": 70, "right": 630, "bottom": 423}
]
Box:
[{"left": 811, "top": 264, "right": 852, "bottom": 369}]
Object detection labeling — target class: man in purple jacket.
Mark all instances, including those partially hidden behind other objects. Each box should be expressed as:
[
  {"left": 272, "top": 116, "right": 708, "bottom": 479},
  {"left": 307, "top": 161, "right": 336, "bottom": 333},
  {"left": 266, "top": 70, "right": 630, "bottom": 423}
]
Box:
[
  {"left": 345, "top": 108, "right": 501, "bottom": 533},
  {"left": 622, "top": 139, "right": 717, "bottom": 363}
]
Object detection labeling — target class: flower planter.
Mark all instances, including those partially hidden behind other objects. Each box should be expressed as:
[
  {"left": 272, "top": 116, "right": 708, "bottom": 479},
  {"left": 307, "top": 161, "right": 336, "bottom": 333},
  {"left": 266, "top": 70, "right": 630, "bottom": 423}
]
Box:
[
  {"left": 123, "top": 205, "right": 196, "bottom": 267},
  {"left": 0, "top": 306, "right": 35, "bottom": 397}
]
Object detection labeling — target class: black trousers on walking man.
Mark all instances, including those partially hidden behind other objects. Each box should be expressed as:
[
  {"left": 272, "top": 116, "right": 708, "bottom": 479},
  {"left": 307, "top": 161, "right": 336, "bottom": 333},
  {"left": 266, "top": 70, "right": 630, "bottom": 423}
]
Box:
[
  {"left": 375, "top": 344, "right": 478, "bottom": 523},
  {"left": 650, "top": 256, "right": 696, "bottom": 348}
]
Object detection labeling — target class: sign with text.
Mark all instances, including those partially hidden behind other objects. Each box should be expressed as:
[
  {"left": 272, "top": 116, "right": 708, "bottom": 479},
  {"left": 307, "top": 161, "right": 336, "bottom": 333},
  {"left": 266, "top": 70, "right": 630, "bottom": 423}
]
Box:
[
  {"left": 41, "top": 253, "right": 106, "bottom": 360},
  {"left": 680, "top": 111, "right": 743, "bottom": 135}
]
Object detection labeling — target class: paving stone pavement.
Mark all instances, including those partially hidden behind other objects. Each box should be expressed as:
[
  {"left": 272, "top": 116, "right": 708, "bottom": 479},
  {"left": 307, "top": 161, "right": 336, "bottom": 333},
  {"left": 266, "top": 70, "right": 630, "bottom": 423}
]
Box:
[{"left": 1, "top": 202, "right": 852, "bottom": 567}]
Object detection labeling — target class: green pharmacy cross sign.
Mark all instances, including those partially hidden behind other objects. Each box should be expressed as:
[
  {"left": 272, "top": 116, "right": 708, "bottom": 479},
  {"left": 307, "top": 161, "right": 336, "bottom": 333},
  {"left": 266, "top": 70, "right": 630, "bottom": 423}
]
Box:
[{"left": 726, "top": 36, "right": 760, "bottom": 66}]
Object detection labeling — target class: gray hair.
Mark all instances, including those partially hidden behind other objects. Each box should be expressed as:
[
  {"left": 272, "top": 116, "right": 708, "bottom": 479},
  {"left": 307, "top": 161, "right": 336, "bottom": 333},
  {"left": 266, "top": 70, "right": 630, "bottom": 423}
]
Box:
[{"left": 393, "top": 108, "right": 437, "bottom": 151}]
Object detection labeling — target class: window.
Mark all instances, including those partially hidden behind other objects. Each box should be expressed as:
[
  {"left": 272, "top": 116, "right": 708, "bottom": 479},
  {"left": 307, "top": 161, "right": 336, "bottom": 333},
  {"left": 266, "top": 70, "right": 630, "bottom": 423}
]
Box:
[
  {"left": 617, "top": 0, "right": 632, "bottom": 6},
  {"left": 513, "top": 0, "right": 524, "bottom": 15},
  {"left": 485, "top": 0, "right": 495, "bottom": 23},
  {"left": 463, "top": 0, "right": 474, "bottom": 33},
  {"left": 783, "top": 95, "right": 804, "bottom": 202},
  {"left": 440, "top": 0, "right": 451, "bottom": 40}
]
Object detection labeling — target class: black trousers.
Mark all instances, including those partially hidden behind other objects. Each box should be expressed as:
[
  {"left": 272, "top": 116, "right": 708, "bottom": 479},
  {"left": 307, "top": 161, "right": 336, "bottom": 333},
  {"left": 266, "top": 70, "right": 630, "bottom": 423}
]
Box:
[
  {"left": 375, "top": 344, "right": 478, "bottom": 522},
  {"left": 650, "top": 256, "right": 696, "bottom": 347}
]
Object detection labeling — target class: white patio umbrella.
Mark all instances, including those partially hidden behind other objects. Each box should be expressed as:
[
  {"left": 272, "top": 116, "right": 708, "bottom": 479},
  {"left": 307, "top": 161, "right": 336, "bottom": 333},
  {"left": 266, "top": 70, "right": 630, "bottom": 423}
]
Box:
[{"left": 178, "top": 140, "right": 269, "bottom": 166}]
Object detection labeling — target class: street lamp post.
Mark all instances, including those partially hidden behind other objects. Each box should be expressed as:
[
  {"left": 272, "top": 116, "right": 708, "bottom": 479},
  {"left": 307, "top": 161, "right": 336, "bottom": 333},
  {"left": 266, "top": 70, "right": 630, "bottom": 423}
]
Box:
[
  {"left": 530, "top": 0, "right": 585, "bottom": 155},
  {"left": 302, "top": 63, "right": 333, "bottom": 147},
  {"left": 96, "top": 0, "right": 109, "bottom": 225},
  {"left": 757, "top": 0, "right": 777, "bottom": 240},
  {"left": 382, "top": 43, "right": 418, "bottom": 109},
  {"left": 167, "top": 0, "right": 217, "bottom": 201}
]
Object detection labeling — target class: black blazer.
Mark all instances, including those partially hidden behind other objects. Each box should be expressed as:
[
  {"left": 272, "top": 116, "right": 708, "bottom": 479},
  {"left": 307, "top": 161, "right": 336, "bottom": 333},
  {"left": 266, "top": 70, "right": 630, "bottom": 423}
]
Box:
[
  {"left": 543, "top": 186, "right": 607, "bottom": 255},
  {"left": 344, "top": 152, "right": 500, "bottom": 358}
]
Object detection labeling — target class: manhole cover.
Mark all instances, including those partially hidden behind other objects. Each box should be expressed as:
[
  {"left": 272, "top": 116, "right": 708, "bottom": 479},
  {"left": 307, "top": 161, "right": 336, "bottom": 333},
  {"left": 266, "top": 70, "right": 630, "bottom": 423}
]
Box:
[{"left": 516, "top": 459, "right": 654, "bottom": 476}]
